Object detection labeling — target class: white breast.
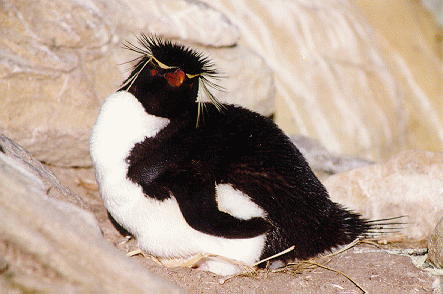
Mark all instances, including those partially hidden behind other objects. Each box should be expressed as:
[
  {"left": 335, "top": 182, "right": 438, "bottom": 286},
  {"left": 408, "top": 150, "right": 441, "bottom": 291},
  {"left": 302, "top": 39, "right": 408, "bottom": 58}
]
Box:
[
  {"left": 90, "top": 91, "right": 266, "bottom": 275},
  {"left": 90, "top": 91, "right": 170, "bottom": 176}
]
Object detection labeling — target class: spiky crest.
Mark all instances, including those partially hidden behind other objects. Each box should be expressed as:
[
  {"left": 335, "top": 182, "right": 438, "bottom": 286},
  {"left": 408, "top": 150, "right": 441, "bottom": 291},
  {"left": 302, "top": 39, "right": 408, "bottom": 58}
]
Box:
[{"left": 120, "top": 34, "right": 225, "bottom": 126}]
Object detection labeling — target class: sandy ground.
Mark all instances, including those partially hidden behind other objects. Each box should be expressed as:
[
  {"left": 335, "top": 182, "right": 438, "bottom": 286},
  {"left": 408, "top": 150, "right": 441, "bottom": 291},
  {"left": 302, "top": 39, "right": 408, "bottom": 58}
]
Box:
[{"left": 50, "top": 166, "right": 439, "bottom": 293}]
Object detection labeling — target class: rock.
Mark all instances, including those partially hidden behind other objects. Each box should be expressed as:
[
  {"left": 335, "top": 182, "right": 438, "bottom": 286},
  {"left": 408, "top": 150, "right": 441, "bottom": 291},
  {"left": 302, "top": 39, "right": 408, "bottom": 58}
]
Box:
[
  {"left": 201, "top": 44, "right": 275, "bottom": 117},
  {"left": 351, "top": 0, "right": 443, "bottom": 155},
  {"left": 206, "top": 0, "right": 443, "bottom": 160},
  {"left": 428, "top": 215, "right": 443, "bottom": 269},
  {"left": 291, "top": 135, "right": 373, "bottom": 177},
  {"left": 0, "top": 0, "right": 273, "bottom": 167},
  {"left": 0, "top": 134, "right": 89, "bottom": 210},
  {"left": 420, "top": 0, "right": 443, "bottom": 26},
  {"left": 0, "top": 0, "right": 115, "bottom": 167},
  {"left": 145, "top": 0, "right": 241, "bottom": 47},
  {"left": 323, "top": 150, "right": 443, "bottom": 240},
  {"left": 3, "top": 0, "right": 443, "bottom": 169},
  {"left": 438, "top": 278, "right": 443, "bottom": 294},
  {"left": 0, "top": 135, "right": 183, "bottom": 293},
  {"left": 4, "top": 0, "right": 443, "bottom": 169}
]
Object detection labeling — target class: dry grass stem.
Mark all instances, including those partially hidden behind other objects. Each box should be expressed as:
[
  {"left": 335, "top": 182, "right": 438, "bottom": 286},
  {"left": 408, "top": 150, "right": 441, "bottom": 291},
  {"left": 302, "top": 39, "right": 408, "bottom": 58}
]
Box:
[
  {"left": 252, "top": 245, "right": 295, "bottom": 267},
  {"left": 302, "top": 260, "right": 367, "bottom": 294},
  {"left": 271, "top": 238, "right": 367, "bottom": 293},
  {"left": 126, "top": 248, "right": 145, "bottom": 257}
]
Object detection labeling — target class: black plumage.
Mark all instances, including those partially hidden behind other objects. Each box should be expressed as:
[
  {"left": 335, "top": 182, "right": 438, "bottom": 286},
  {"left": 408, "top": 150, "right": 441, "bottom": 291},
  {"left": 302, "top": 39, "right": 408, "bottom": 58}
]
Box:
[{"left": 116, "top": 35, "right": 372, "bottom": 265}]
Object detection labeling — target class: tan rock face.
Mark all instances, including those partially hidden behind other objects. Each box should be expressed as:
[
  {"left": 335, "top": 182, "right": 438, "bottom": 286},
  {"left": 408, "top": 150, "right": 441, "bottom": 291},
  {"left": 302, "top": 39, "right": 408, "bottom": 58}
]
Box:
[
  {"left": 0, "top": 134, "right": 89, "bottom": 209},
  {"left": 351, "top": 0, "right": 443, "bottom": 154},
  {"left": 144, "top": 0, "right": 241, "bottom": 47},
  {"left": 0, "top": 0, "right": 115, "bottom": 167},
  {"left": 202, "top": 45, "right": 275, "bottom": 117},
  {"left": 2, "top": 0, "right": 442, "bottom": 167},
  {"left": 323, "top": 150, "right": 443, "bottom": 240},
  {"left": 206, "top": 0, "right": 443, "bottom": 160}
]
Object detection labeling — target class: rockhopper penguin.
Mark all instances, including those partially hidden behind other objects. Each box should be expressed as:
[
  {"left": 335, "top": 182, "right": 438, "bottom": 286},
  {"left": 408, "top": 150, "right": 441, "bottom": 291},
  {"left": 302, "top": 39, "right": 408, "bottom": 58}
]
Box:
[{"left": 90, "top": 35, "right": 372, "bottom": 275}]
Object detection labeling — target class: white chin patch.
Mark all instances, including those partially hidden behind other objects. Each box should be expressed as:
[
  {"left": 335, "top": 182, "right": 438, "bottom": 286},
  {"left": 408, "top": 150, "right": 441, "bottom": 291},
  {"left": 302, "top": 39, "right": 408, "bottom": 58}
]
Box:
[{"left": 216, "top": 184, "right": 266, "bottom": 220}]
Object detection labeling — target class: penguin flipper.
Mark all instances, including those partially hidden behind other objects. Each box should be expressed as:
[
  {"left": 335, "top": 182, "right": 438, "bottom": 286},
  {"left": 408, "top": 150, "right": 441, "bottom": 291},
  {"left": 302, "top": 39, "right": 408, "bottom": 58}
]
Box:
[
  {"left": 169, "top": 176, "right": 271, "bottom": 239},
  {"left": 126, "top": 136, "right": 190, "bottom": 200}
]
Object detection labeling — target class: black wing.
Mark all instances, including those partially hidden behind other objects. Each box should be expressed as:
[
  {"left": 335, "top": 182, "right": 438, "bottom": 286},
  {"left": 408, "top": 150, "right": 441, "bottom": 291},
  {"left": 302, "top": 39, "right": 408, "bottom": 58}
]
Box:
[{"left": 126, "top": 110, "right": 271, "bottom": 238}]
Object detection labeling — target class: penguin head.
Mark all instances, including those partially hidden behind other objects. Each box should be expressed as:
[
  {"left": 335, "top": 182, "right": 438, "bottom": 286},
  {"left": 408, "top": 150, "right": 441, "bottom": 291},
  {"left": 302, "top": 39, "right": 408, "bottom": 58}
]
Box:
[{"left": 120, "top": 34, "right": 223, "bottom": 121}]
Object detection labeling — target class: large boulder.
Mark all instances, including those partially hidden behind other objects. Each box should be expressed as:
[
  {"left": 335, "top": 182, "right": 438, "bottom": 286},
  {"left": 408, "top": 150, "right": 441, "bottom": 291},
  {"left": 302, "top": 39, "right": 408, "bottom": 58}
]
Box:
[
  {"left": 323, "top": 150, "right": 443, "bottom": 240},
  {"left": 291, "top": 135, "right": 373, "bottom": 177},
  {"left": 2, "top": 0, "right": 443, "bottom": 166},
  {"left": 206, "top": 0, "right": 443, "bottom": 160},
  {"left": 0, "top": 134, "right": 183, "bottom": 293}
]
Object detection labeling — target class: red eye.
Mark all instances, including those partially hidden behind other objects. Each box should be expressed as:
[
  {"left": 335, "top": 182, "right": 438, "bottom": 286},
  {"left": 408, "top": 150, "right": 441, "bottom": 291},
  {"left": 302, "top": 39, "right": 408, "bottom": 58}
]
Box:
[
  {"left": 151, "top": 69, "right": 156, "bottom": 76},
  {"left": 165, "top": 69, "right": 185, "bottom": 87}
]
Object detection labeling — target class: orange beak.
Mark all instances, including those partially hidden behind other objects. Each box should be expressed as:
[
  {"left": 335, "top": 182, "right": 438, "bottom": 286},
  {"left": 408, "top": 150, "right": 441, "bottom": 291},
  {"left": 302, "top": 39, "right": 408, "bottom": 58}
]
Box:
[{"left": 165, "top": 69, "right": 186, "bottom": 87}]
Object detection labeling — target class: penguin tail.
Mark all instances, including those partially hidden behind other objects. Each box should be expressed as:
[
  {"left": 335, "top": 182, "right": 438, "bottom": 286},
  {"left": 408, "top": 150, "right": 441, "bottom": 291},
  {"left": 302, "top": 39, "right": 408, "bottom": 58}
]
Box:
[
  {"left": 323, "top": 204, "right": 406, "bottom": 247},
  {"left": 362, "top": 215, "right": 408, "bottom": 239}
]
